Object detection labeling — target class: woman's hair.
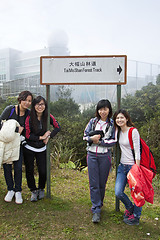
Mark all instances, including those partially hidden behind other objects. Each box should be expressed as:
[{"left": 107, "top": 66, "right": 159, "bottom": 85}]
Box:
[
  {"left": 17, "top": 91, "right": 33, "bottom": 103},
  {"left": 30, "top": 96, "right": 48, "bottom": 133},
  {"left": 113, "top": 109, "right": 134, "bottom": 129},
  {"left": 95, "top": 99, "right": 112, "bottom": 120}
]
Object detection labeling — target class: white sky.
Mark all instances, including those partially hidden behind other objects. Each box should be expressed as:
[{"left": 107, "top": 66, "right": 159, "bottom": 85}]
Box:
[{"left": 0, "top": 0, "right": 160, "bottom": 64}]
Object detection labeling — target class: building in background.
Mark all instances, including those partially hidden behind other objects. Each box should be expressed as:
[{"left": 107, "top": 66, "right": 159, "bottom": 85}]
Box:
[
  {"left": 0, "top": 46, "right": 160, "bottom": 104},
  {"left": 0, "top": 43, "right": 70, "bottom": 99}
]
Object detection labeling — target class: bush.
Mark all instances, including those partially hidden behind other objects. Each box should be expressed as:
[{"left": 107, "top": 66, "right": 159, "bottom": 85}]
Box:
[
  {"left": 139, "top": 116, "right": 160, "bottom": 174},
  {"left": 50, "top": 115, "right": 89, "bottom": 169}
]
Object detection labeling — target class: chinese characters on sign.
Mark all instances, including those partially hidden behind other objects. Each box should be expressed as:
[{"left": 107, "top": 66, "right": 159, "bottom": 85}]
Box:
[
  {"left": 69, "top": 61, "right": 96, "bottom": 67},
  {"left": 64, "top": 60, "right": 102, "bottom": 73}
]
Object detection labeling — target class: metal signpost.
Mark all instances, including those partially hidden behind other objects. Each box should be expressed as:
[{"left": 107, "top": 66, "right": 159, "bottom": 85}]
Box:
[
  {"left": 116, "top": 84, "right": 121, "bottom": 211},
  {"left": 40, "top": 55, "right": 127, "bottom": 210}
]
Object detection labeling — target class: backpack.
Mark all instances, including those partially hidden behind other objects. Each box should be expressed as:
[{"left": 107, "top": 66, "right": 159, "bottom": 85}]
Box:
[{"left": 128, "top": 127, "right": 157, "bottom": 178}]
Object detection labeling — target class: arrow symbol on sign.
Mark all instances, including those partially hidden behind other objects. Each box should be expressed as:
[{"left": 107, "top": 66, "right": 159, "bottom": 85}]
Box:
[{"left": 117, "top": 65, "right": 122, "bottom": 75}]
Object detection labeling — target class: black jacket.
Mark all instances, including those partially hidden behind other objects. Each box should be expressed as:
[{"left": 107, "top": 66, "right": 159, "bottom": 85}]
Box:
[{"left": 24, "top": 114, "right": 60, "bottom": 148}]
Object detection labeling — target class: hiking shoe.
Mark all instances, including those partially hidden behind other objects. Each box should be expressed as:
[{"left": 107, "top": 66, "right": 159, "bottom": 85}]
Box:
[
  {"left": 124, "top": 214, "right": 139, "bottom": 225},
  {"left": 92, "top": 213, "right": 100, "bottom": 223},
  {"left": 31, "top": 190, "right": 38, "bottom": 202},
  {"left": 38, "top": 189, "right": 45, "bottom": 200},
  {"left": 124, "top": 209, "right": 133, "bottom": 220},
  {"left": 4, "top": 190, "right": 15, "bottom": 202},
  {"left": 15, "top": 192, "right": 23, "bottom": 204}
]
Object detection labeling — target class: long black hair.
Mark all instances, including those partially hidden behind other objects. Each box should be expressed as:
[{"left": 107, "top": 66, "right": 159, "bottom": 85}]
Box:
[
  {"left": 95, "top": 99, "right": 112, "bottom": 121},
  {"left": 30, "top": 96, "right": 48, "bottom": 134}
]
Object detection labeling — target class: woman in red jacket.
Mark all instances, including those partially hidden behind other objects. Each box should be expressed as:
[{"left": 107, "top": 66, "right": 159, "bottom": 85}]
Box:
[{"left": 113, "top": 109, "right": 142, "bottom": 225}]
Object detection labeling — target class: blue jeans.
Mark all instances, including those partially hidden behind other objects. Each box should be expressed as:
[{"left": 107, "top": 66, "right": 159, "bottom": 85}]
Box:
[
  {"left": 115, "top": 163, "right": 142, "bottom": 219},
  {"left": 87, "top": 151, "right": 111, "bottom": 214},
  {"left": 3, "top": 146, "right": 23, "bottom": 192}
]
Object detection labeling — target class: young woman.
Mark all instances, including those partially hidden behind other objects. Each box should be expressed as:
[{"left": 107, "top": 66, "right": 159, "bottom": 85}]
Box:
[
  {"left": 0, "top": 91, "right": 33, "bottom": 204},
  {"left": 23, "top": 96, "right": 60, "bottom": 202},
  {"left": 83, "top": 99, "right": 117, "bottom": 223},
  {"left": 113, "top": 109, "right": 142, "bottom": 225}
]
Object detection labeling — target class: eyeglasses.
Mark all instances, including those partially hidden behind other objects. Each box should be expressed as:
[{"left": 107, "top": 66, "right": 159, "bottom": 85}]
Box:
[{"left": 36, "top": 103, "right": 45, "bottom": 107}]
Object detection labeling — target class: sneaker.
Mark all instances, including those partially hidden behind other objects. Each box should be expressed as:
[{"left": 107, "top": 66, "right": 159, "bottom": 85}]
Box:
[
  {"left": 4, "top": 190, "right": 15, "bottom": 202},
  {"left": 124, "top": 209, "right": 133, "bottom": 220},
  {"left": 15, "top": 192, "right": 23, "bottom": 204},
  {"left": 38, "top": 189, "right": 45, "bottom": 200},
  {"left": 92, "top": 213, "right": 101, "bottom": 223},
  {"left": 31, "top": 190, "right": 38, "bottom": 202},
  {"left": 124, "top": 214, "right": 139, "bottom": 225}
]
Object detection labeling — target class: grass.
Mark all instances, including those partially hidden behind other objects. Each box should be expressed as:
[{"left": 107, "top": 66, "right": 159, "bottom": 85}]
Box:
[{"left": 0, "top": 167, "right": 159, "bottom": 240}]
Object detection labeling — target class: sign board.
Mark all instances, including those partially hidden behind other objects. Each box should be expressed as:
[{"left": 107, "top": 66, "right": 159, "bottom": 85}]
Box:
[{"left": 40, "top": 55, "right": 127, "bottom": 85}]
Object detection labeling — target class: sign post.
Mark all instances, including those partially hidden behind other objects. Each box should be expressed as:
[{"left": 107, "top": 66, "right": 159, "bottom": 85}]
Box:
[
  {"left": 40, "top": 55, "right": 127, "bottom": 201},
  {"left": 46, "top": 85, "right": 51, "bottom": 198},
  {"left": 115, "top": 85, "right": 121, "bottom": 211}
]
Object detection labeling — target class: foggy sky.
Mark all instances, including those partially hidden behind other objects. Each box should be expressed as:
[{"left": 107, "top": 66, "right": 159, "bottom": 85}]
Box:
[{"left": 0, "top": 0, "right": 160, "bottom": 64}]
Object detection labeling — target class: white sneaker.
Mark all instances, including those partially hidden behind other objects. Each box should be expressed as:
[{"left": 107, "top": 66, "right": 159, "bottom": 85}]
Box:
[
  {"left": 4, "top": 190, "right": 15, "bottom": 202},
  {"left": 15, "top": 192, "right": 23, "bottom": 204}
]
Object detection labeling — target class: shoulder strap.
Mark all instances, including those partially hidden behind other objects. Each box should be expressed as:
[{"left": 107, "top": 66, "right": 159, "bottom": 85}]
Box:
[
  {"left": 17, "top": 105, "right": 20, "bottom": 123},
  {"left": 9, "top": 106, "right": 15, "bottom": 119},
  {"left": 105, "top": 121, "right": 110, "bottom": 133},
  {"left": 128, "top": 127, "right": 137, "bottom": 161},
  {"left": 91, "top": 117, "right": 98, "bottom": 131},
  {"left": 128, "top": 127, "right": 135, "bottom": 150}
]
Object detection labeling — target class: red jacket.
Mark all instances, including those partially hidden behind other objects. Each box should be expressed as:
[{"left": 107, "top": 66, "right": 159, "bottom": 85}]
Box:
[{"left": 127, "top": 164, "right": 154, "bottom": 207}]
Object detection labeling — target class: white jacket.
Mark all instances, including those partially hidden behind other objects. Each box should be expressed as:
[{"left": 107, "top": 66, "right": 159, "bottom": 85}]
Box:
[{"left": 0, "top": 119, "right": 20, "bottom": 167}]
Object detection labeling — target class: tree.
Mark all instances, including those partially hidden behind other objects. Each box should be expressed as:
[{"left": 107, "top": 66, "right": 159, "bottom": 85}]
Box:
[
  {"left": 121, "top": 94, "right": 145, "bottom": 126},
  {"left": 0, "top": 96, "right": 17, "bottom": 115},
  {"left": 56, "top": 86, "right": 72, "bottom": 100},
  {"left": 81, "top": 104, "right": 96, "bottom": 120},
  {"left": 50, "top": 98, "right": 80, "bottom": 118},
  {"left": 121, "top": 79, "right": 160, "bottom": 127},
  {"left": 156, "top": 74, "right": 160, "bottom": 85}
]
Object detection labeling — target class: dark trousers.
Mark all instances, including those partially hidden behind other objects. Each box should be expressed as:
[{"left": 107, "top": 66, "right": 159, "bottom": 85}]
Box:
[
  {"left": 87, "top": 151, "right": 111, "bottom": 213},
  {"left": 23, "top": 147, "right": 47, "bottom": 192},
  {"left": 3, "top": 146, "right": 23, "bottom": 192}
]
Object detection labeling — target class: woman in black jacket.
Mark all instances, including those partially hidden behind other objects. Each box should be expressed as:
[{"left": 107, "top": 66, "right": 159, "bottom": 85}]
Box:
[
  {"left": 0, "top": 90, "right": 33, "bottom": 204},
  {"left": 23, "top": 96, "right": 60, "bottom": 202}
]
